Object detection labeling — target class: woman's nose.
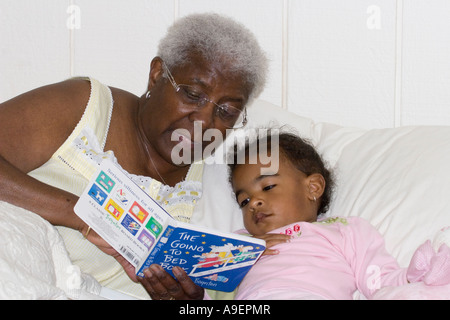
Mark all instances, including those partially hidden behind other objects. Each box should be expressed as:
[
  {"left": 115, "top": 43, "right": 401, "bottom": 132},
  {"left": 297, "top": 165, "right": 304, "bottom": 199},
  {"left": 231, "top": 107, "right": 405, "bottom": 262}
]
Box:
[{"left": 188, "top": 102, "right": 215, "bottom": 129}]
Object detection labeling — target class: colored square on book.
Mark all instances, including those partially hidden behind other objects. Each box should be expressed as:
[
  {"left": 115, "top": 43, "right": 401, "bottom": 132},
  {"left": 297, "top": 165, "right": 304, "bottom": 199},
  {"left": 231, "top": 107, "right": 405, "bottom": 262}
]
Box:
[
  {"left": 87, "top": 183, "right": 107, "bottom": 205},
  {"left": 146, "top": 216, "right": 163, "bottom": 237},
  {"left": 105, "top": 198, "right": 123, "bottom": 220},
  {"left": 96, "top": 170, "right": 115, "bottom": 193},
  {"left": 138, "top": 229, "right": 155, "bottom": 250},
  {"left": 121, "top": 214, "right": 141, "bottom": 236},
  {"left": 129, "top": 201, "right": 149, "bottom": 223}
]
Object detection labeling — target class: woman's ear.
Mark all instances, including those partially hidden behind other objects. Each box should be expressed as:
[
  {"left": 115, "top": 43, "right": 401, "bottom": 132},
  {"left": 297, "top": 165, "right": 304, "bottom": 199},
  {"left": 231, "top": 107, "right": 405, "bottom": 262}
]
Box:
[
  {"left": 147, "top": 57, "right": 164, "bottom": 92},
  {"left": 307, "top": 173, "right": 326, "bottom": 201}
]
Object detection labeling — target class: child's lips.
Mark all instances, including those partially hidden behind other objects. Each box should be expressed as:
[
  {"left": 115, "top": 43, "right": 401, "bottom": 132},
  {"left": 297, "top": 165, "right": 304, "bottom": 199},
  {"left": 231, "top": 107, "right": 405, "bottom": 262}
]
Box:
[{"left": 254, "top": 212, "right": 270, "bottom": 224}]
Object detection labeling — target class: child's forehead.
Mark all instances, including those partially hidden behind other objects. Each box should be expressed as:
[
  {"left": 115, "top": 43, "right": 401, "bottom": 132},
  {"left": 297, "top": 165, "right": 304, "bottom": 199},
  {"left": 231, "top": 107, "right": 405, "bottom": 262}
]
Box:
[{"left": 232, "top": 152, "right": 301, "bottom": 177}]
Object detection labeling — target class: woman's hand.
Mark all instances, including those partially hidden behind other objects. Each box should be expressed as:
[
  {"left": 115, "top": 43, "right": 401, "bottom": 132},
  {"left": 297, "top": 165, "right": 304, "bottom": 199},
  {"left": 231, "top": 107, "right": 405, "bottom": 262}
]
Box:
[
  {"left": 138, "top": 264, "right": 204, "bottom": 300},
  {"left": 255, "top": 233, "right": 292, "bottom": 255},
  {"left": 83, "top": 226, "right": 138, "bottom": 282}
]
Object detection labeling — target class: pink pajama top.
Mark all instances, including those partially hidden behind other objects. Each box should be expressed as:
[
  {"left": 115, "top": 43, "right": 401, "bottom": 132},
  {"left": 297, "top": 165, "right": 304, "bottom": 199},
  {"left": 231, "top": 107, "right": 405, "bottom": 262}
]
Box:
[{"left": 235, "top": 217, "right": 408, "bottom": 300}]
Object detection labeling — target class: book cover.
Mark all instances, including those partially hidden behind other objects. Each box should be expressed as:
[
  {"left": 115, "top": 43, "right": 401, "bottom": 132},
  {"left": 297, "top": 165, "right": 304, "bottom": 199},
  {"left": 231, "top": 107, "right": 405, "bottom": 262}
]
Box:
[
  {"left": 136, "top": 224, "right": 265, "bottom": 292},
  {"left": 74, "top": 159, "right": 265, "bottom": 292}
]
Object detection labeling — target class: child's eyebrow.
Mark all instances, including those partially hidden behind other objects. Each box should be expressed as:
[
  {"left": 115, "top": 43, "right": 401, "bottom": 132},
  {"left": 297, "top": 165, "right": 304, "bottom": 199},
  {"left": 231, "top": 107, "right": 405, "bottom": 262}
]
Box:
[
  {"left": 234, "top": 173, "right": 280, "bottom": 201},
  {"left": 255, "top": 173, "right": 279, "bottom": 182}
]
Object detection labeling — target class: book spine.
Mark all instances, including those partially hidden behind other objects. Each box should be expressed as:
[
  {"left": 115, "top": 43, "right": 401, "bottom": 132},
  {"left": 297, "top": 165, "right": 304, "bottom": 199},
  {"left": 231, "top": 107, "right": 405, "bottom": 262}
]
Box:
[{"left": 136, "top": 225, "right": 175, "bottom": 277}]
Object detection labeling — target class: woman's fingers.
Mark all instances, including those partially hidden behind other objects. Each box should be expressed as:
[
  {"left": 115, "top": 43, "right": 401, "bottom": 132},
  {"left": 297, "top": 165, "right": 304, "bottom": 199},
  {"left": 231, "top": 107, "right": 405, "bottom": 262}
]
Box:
[
  {"left": 139, "top": 264, "right": 204, "bottom": 300},
  {"left": 172, "top": 267, "right": 204, "bottom": 299},
  {"left": 140, "top": 265, "right": 179, "bottom": 300}
]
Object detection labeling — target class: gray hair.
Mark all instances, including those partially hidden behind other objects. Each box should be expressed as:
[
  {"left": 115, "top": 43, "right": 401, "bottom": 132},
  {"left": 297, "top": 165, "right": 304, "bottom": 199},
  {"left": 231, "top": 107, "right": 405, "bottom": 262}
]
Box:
[{"left": 157, "top": 13, "right": 268, "bottom": 102}]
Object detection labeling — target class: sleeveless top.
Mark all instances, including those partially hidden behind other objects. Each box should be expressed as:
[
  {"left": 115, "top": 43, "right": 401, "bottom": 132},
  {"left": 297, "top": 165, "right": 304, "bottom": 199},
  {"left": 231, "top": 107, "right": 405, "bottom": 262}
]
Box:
[{"left": 28, "top": 77, "right": 203, "bottom": 299}]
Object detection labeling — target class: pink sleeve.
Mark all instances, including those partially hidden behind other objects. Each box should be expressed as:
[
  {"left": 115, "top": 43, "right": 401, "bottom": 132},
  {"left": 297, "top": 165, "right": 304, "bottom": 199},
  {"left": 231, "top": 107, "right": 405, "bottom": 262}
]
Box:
[{"left": 342, "top": 217, "right": 408, "bottom": 299}]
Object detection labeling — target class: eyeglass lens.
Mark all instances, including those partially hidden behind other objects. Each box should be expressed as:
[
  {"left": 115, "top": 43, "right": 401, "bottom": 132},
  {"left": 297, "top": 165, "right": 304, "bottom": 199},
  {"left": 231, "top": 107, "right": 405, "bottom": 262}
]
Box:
[
  {"left": 163, "top": 62, "right": 246, "bottom": 128},
  {"left": 176, "top": 85, "right": 245, "bottom": 128}
]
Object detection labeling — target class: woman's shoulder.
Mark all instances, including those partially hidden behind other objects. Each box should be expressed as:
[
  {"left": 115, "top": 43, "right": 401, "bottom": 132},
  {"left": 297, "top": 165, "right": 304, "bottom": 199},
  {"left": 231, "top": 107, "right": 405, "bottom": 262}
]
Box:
[
  {"left": 0, "top": 78, "right": 95, "bottom": 171},
  {"left": 33, "top": 77, "right": 137, "bottom": 113},
  {"left": 20, "top": 78, "right": 94, "bottom": 122},
  {"left": 109, "top": 85, "right": 140, "bottom": 112},
  {"left": 3, "top": 77, "right": 92, "bottom": 111},
  {"left": 41, "top": 77, "right": 92, "bottom": 104}
]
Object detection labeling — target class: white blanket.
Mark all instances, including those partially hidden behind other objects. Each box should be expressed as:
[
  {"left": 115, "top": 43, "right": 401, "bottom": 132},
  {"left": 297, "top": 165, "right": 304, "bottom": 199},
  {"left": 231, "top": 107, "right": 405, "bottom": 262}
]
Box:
[{"left": 0, "top": 201, "right": 101, "bottom": 299}]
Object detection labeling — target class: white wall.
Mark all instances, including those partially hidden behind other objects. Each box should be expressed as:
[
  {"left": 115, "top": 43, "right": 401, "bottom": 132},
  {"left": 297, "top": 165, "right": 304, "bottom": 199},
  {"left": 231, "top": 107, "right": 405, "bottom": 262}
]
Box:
[{"left": 1, "top": 0, "right": 450, "bottom": 129}]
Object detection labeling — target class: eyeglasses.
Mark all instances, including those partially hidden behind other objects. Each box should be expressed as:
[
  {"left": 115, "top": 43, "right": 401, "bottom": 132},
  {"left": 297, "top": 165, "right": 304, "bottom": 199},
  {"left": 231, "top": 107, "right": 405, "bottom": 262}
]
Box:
[{"left": 162, "top": 62, "right": 247, "bottom": 129}]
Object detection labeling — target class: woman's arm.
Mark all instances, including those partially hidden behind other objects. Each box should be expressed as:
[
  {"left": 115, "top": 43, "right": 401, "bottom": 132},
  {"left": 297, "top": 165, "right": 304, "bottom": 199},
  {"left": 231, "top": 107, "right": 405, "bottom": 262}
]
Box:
[
  {"left": 0, "top": 155, "right": 83, "bottom": 230},
  {"left": 0, "top": 79, "right": 91, "bottom": 231}
]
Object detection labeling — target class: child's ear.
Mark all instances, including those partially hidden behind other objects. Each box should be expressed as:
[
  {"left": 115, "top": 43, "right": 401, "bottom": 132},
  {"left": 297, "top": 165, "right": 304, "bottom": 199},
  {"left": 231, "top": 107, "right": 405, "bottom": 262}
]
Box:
[{"left": 307, "top": 173, "right": 326, "bottom": 201}]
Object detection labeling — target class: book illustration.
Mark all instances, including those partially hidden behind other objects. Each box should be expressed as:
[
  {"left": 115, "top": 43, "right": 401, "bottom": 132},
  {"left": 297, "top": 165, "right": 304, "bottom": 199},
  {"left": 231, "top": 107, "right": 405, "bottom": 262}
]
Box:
[
  {"left": 96, "top": 170, "right": 115, "bottom": 192},
  {"left": 74, "top": 159, "right": 266, "bottom": 292},
  {"left": 204, "top": 274, "right": 228, "bottom": 283},
  {"left": 105, "top": 198, "right": 124, "bottom": 220},
  {"left": 114, "top": 188, "right": 129, "bottom": 206},
  {"left": 88, "top": 183, "right": 107, "bottom": 205},
  {"left": 138, "top": 229, "right": 155, "bottom": 250},
  {"left": 191, "top": 244, "right": 257, "bottom": 274},
  {"left": 129, "top": 201, "right": 149, "bottom": 223},
  {"left": 121, "top": 214, "right": 141, "bottom": 236}
]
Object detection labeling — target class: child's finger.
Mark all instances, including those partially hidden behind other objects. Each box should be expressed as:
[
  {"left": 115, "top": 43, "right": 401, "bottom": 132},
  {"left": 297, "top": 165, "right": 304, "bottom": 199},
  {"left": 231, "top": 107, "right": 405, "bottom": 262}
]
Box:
[{"left": 262, "top": 248, "right": 280, "bottom": 256}]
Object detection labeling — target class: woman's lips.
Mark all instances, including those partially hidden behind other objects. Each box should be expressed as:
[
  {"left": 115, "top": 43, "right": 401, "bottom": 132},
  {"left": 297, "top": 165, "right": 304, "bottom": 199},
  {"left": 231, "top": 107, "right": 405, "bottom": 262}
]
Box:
[{"left": 172, "top": 131, "right": 202, "bottom": 148}]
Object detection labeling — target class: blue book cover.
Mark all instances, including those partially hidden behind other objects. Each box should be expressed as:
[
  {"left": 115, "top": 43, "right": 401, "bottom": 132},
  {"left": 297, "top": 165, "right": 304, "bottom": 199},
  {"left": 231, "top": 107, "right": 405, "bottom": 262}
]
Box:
[{"left": 136, "top": 223, "right": 265, "bottom": 292}]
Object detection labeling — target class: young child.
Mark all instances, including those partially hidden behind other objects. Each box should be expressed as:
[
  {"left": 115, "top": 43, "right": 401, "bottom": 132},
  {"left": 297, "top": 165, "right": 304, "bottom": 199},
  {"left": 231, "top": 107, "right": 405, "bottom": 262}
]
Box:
[{"left": 228, "top": 131, "right": 450, "bottom": 300}]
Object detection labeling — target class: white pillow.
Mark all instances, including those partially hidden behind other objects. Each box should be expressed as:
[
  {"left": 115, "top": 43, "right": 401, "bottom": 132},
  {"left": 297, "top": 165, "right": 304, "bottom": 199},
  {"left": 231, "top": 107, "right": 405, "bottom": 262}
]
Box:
[{"left": 323, "top": 125, "right": 450, "bottom": 266}]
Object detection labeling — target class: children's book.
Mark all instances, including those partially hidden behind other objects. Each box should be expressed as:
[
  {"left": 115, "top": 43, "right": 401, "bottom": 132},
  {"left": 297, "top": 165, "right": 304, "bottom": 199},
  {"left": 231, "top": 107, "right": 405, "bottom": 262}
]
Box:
[{"left": 74, "top": 159, "right": 265, "bottom": 292}]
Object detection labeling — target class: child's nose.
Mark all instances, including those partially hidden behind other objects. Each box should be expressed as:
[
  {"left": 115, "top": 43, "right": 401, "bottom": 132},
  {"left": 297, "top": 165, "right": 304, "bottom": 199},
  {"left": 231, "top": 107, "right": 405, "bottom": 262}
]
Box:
[{"left": 249, "top": 197, "right": 264, "bottom": 210}]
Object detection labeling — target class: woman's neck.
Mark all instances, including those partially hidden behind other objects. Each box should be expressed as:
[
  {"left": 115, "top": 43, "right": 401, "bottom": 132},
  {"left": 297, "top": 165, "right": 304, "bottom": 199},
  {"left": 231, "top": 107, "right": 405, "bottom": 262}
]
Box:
[{"left": 135, "top": 101, "right": 189, "bottom": 186}]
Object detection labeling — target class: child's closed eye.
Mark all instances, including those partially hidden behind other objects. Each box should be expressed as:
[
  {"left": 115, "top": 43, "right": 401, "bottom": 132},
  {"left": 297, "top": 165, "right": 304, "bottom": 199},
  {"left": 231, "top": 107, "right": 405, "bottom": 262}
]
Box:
[
  {"left": 236, "top": 185, "right": 277, "bottom": 208},
  {"left": 263, "top": 184, "right": 276, "bottom": 191},
  {"left": 239, "top": 198, "right": 250, "bottom": 208}
]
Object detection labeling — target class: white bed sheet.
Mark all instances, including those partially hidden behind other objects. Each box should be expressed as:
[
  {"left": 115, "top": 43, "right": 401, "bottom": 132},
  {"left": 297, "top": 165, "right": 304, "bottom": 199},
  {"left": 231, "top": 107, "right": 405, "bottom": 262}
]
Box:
[{"left": 0, "top": 201, "right": 101, "bottom": 299}]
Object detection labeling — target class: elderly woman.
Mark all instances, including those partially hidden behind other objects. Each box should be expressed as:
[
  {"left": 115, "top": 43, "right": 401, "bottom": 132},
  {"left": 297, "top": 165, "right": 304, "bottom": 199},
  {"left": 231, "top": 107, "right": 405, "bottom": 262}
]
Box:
[{"left": 0, "top": 13, "right": 268, "bottom": 299}]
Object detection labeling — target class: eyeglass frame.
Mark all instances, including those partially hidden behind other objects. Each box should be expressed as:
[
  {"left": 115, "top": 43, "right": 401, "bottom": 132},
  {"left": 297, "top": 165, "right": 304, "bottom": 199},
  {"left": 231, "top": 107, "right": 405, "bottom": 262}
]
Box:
[{"left": 161, "top": 61, "right": 248, "bottom": 129}]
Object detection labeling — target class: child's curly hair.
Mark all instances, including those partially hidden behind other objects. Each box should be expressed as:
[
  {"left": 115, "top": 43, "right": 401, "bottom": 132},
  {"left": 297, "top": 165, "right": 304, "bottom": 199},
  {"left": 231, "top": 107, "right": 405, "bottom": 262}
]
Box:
[{"left": 228, "top": 131, "right": 334, "bottom": 215}]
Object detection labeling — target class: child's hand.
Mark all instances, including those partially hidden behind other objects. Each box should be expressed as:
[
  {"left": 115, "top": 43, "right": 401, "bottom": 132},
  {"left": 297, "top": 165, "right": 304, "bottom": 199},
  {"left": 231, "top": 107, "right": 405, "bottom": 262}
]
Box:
[{"left": 255, "top": 233, "right": 292, "bottom": 255}]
